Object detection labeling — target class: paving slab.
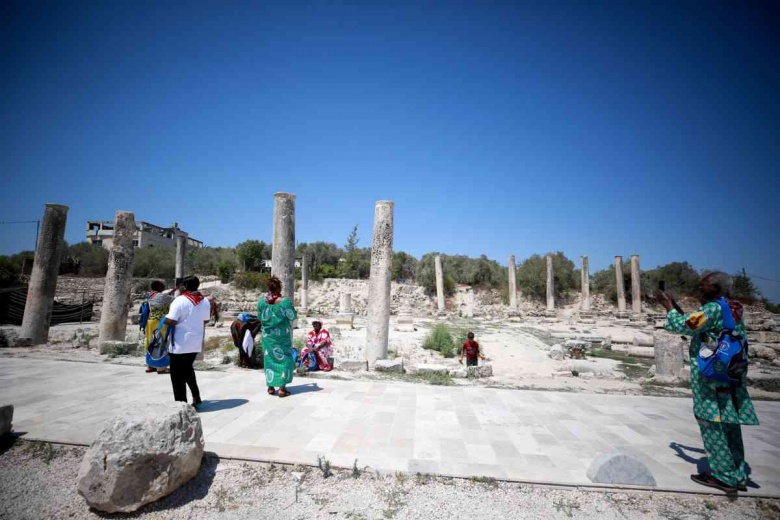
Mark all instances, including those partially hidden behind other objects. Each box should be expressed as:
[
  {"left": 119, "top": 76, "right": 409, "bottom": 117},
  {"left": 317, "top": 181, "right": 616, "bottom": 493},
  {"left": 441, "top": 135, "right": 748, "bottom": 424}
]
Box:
[{"left": 1, "top": 357, "right": 779, "bottom": 496}]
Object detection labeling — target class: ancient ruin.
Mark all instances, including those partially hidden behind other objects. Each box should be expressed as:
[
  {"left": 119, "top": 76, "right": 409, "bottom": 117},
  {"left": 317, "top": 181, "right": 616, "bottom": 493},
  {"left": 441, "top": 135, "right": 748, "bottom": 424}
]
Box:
[
  {"left": 365, "top": 200, "right": 394, "bottom": 365},
  {"left": 98, "top": 211, "right": 136, "bottom": 347},
  {"left": 299, "top": 255, "right": 309, "bottom": 315},
  {"left": 18, "top": 204, "right": 69, "bottom": 345},
  {"left": 631, "top": 254, "right": 641, "bottom": 315},
  {"left": 615, "top": 255, "right": 627, "bottom": 316},
  {"left": 271, "top": 192, "right": 296, "bottom": 300},
  {"left": 435, "top": 254, "right": 445, "bottom": 313},
  {"left": 508, "top": 254, "right": 518, "bottom": 314},
  {"left": 175, "top": 234, "right": 186, "bottom": 280},
  {"left": 545, "top": 254, "right": 554, "bottom": 312}
]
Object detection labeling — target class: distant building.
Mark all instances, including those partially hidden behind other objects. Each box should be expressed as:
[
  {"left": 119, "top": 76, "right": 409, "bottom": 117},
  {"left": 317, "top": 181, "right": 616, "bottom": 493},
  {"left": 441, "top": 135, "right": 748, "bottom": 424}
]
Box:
[
  {"left": 86, "top": 220, "right": 204, "bottom": 249},
  {"left": 260, "top": 259, "right": 301, "bottom": 270}
]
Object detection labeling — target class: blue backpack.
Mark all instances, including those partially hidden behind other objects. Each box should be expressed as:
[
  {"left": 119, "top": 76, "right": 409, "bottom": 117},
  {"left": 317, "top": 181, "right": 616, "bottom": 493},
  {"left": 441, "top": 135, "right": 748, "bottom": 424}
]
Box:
[
  {"left": 697, "top": 297, "right": 749, "bottom": 385},
  {"left": 139, "top": 300, "right": 151, "bottom": 332}
]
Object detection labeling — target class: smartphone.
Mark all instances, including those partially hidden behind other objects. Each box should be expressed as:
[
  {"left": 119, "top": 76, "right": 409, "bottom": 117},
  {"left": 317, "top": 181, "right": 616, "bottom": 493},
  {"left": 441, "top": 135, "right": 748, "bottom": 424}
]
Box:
[{"left": 659, "top": 280, "right": 666, "bottom": 292}]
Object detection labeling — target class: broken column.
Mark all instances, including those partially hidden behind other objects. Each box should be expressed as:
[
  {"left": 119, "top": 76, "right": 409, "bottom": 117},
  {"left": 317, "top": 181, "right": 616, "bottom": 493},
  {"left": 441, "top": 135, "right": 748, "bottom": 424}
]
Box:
[
  {"left": 175, "top": 234, "right": 186, "bottom": 280},
  {"left": 365, "top": 200, "right": 394, "bottom": 366},
  {"left": 653, "top": 330, "right": 685, "bottom": 380},
  {"left": 615, "top": 256, "right": 627, "bottom": 315},
  {"left": 396, "top": 296, "right": 415, "bottom": 332},
  {"left": 271, "top": 192, "right": 296, "bottom": 301},
  {"left": 581, "top": 255, "right": 591, "bottom": 311},
  {"left": 335, "top": 292, "right": 354, "bottom": 329},
  {"left": 19, "top": 204, "right": 69, "bottom": 345},
  {"left": 631, "top": 254, "right": 642, "bottom": 315},
  {"left": 508, "top": 255, "right": 518, "bottom": 314},
  {"left": 299, "top": 255, "right": 309, "bottom": 315},
  {"left": 435, "top": 255, "right": 445, "bottom": 313},
  {"left": 98, "top": 211, "right": 136, "bottom": 348},
  {"left": 546, "top": 254, "right": 554, "bottom": 311}
]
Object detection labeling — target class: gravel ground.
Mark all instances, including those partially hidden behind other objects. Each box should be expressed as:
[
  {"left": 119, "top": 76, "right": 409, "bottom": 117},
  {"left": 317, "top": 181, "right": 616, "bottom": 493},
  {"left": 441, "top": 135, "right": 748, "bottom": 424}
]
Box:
[{"left": 1, "top": 439, "right": 778, "bottom": 520}]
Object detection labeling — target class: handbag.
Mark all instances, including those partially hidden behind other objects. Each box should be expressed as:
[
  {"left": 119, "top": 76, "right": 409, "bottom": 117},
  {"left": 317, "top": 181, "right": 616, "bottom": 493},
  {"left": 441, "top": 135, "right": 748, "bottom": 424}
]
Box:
[{"left": 145, "top": 319, "right": 172, "bottom": 368}]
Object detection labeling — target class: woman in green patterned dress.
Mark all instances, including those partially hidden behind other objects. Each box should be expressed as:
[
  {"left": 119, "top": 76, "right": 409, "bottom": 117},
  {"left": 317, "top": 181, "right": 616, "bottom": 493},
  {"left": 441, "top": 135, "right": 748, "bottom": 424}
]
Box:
[{"left": 257, "top": 276, "right": 298, "bottom": 398}]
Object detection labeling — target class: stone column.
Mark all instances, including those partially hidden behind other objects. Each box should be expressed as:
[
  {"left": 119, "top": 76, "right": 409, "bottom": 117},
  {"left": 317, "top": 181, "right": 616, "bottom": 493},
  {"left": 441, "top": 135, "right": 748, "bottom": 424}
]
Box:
[
  {"left": 580, "top": 255, "right": 591, "bottom": 311},
  {"left": 336, "top": 292, "right": 354, "bottom": 329},
  {"left": 271, "top": 192, "right": 296, "bottom": 301},
  {"left": 175, "top": 234, "right": 186, "bottom": 280},
  {"left": 546, "top": 254, "right": 554, "bottom": 311},
  {"left": 365, "top": 201, "right": 394, "bottom": 365},
  {"left": 434, "top": 255, "right": 445, "bottom": 313},
  {"left": 98, "top": 211, "right": 136, "bottom": 346},
  {"left": 615, "top": 256, "right": 626, "bottom": 313},
  {"left": 631, "top": 254, "right": 641, "bottom": 314},
  {"left": 299, "top": 255, "right": 309, "bottom": 314},
  {"left": 508, "top": 255, "right": 518, "bottom": 312},
  {"left": 19, "top": 204, "right": 69, "bottom": 345}
]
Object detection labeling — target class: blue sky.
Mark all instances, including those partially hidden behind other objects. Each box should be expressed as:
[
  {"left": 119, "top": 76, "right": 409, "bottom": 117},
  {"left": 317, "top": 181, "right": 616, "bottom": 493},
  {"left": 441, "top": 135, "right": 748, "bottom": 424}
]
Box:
[{"left": 2, "top": 2, "right": 779, "bottom": 300}]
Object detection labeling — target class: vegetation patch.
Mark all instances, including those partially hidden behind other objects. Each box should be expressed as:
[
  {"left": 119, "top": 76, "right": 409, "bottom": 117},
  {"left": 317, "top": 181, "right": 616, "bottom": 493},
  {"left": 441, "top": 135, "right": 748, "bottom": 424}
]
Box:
[{"left": 422, "top": 324, "right": 456, "bottom": 358}]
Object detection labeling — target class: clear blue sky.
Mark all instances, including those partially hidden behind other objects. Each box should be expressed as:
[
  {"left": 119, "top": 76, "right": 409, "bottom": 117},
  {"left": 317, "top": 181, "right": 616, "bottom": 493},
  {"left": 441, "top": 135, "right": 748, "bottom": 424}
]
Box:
[{"left": 2, "top": 2, "right": 779, "bottom": 301}]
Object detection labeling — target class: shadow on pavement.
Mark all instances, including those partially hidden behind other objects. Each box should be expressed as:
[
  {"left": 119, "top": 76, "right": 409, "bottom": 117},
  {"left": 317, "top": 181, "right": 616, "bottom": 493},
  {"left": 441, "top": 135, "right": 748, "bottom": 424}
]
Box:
[
  {"left": 288, "top": 382, "right": 322, "bottom": 395},
  {"left": 197, "top": 399, "right": 248, "bottom": 413},
  {"left": 669, "top": 441, "right": 758, "bottom": 490}
]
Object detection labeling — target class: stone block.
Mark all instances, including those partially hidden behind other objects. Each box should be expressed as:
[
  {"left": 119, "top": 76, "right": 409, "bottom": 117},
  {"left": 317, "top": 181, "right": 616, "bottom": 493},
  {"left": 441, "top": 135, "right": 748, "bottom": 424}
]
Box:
[
  {"left": 449, "top": 368, "right": 469, "bottom": 378},
  {"left": 750, "top": 331, "right": 780, "bottom": 344},
  {"left": 586, "top": 452, "right": 657, "bottom": 486},
  {"left": 335, "top": 313, "right": 354, "bottom": 329},
  {"left": 328, "top": 326, "right": 342, "bottom": 339},
  {"left": 77, "top": 402, "right": 204, "bottom": 513},
  {"left": 338, "top": 359, "right": 368, "bottom": 372},
  {"left": 752, "top": 345, "right": 777, "bottom": 361},
  {"left": 100, "top": 340, "right": 139, "bottom": 356},
  {"left": 416, "top": 364, "right": 449, "bottom": 375},
  {"left": 549, "top": 344, "right": 565, "bottom": 361},
  {"left": 0, "top": 404, "right": 13, "bottom": 436},
  {"left": 467, "top": 364, "right": 493, "bottom": 378},
  {"left": 374, "top": 358, "right": 404, "bottom": 373},
  {"left": 611, "top": 344, "right": 655, "bottom": 358},
  {"left": 653, "top": 331, "right": 685, "bottom": 377}
]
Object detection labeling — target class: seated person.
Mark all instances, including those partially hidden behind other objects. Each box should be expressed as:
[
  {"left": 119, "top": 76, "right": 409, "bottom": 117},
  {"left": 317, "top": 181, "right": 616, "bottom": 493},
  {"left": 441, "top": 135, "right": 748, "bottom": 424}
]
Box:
[
  {"left": 301, "top": 320, "right": 332, "bottom": 371},
  {"left": 230, "top": 315, "right": 262, "bottom": 368}
]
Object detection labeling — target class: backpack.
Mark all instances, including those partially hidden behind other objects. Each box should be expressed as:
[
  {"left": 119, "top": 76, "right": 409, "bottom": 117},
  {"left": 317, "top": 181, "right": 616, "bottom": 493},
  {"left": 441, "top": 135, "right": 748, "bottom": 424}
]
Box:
[
  {"left": 139, "top": 300, "right": 151, "bottom": 332},
  {"left": 697, "top": 297, "right": 749, "bottom": 385},
  {"left": 145, "top": 319, "right": 172, "bottom": 369}
]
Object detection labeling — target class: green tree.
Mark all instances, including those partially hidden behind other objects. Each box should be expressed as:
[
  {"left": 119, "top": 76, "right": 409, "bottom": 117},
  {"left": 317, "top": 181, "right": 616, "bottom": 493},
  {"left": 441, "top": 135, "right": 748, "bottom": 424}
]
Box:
[
  {"left": 297, "top": 242, "right": 343, "bottom": 280},
  {"left": 732, "top": 270, "right": 760, "bottom": 302},
  {"left": 133, "top": 246, "right": 176, "bottom": 279},
  {"left": 235, "top": 240, "right": 269, "bottom": 271},
  {"left": 392, "top": 252, "right": 418, "bottom": 281},
  {"left": 65, "top": 242, "right": 109, "bottom": 276},
  {"left": 516, "top": 252, "right": 578, "bottom": 300},
  {"left": 188, "top": 247, "right": 238, "bottom": 276},
  {"left": 0, "top": 257, "right": 21, "bottom": 288},
  {"left": 339, "top": 225, "right": 361, "bottom": 279}
]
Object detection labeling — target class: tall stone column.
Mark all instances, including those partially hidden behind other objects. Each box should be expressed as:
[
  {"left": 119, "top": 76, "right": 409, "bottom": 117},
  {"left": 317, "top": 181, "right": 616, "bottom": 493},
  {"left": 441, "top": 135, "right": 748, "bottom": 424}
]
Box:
[
  {"left": 98, "top": 211, "right": 136, "bottom": 346},
  {"left": 546, "top": 254, "right": 554, "bottom": 311},
  {"left": 580, "top": 256, "right": 591, "bottom": 311},
  {"left": 508, "top": 255, "right": 518, "bottom": 312},
  {"left": 365, "top": 201, "right": 394, "bottom": 365},
  {"left": 615, "top": 256, "right": 626, "bottom": 313},
  {"left": 299, "top": 255, "right": 309, "bottom": 313},
  {"left": 336, "top": 291, "right": 354, "bottom": 329},
  {"left": 175, "top": 234, "right": 186, "bottom": 280},
  {"left": 631, "top": 254, "right": 642, "bottom": 314},
  {"left": 271, "top": 192, "right": 296, "bottom": 301},
  {"left": 434, "top": 255, "right": 445, "bottom": 313},
  {"left": 19, "top": 204, "right": 69, "bottom": 345}
]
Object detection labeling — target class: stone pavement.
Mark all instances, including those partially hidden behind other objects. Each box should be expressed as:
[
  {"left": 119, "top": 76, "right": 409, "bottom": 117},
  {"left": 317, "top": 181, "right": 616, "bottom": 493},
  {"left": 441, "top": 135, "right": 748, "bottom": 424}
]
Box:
[{"left": 1, "top": 357, "right": 779, "bottom": 496}]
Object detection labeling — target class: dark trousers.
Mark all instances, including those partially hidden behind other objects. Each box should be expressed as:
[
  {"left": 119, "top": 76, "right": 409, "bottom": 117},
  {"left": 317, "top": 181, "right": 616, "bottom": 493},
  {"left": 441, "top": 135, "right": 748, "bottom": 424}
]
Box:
[
  {"left": 169, "top": 352, "right": 201, "bottom": 403},
  {"left": 466, "top": 357, "right": 478, "bottom": 367}
]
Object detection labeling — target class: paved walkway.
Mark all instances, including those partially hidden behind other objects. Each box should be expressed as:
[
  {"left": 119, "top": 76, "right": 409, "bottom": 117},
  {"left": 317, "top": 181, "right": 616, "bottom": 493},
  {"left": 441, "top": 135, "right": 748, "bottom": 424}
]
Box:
[{"left": 2, "top": 357, "right": 779, "bottom": 496}]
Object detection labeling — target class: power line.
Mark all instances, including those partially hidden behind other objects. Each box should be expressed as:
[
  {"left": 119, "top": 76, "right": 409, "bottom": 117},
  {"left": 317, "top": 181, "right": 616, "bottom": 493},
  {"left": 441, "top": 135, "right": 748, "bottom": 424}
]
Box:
[
  {"left": 745, "top": 273, "right": 780, "bottom": 284},
  {"left": 0, "top": 220, "right": 39, "bottom": 225}
]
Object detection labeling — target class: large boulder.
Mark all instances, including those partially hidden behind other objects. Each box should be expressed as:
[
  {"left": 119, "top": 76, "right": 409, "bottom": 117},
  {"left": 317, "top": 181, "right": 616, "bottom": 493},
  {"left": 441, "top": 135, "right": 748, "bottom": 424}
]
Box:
[
  {"left": 549, "top": 344, "right": 565, "bottom": 361},
  {"left": 374, "top": 358, "right": 404, "bottom": 373},
  {"left": 0, "top": 404, "right": 13, "bottom": 436},
  {"left": 77, "top": 402, "right": 204, "bottom": 513}
]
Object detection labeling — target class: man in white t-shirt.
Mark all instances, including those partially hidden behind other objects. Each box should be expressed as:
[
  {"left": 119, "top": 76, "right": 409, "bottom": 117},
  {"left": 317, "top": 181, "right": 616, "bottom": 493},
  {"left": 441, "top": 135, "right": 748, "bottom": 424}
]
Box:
[{"left": 164, "top": 276, "right": 211, "bottom": 408}]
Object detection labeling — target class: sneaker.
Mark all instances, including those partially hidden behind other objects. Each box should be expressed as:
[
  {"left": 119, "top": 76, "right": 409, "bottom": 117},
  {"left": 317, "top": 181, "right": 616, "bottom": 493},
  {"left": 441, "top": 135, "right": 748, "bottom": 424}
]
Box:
[
  {"left": 737, "top": 482, "right": 748, "bottom": 492},
  {"left": 145, "top": 367, "right": 156, "bottom": 373},
  {"left": 690, "top": 473, "right": 737, "bottom": 492}
]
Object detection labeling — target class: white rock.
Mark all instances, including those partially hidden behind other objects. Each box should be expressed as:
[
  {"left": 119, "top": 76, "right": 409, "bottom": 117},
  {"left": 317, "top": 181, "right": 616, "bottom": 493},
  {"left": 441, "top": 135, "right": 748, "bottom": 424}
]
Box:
[
  {"left": 374, "top": 358, "right": 404, "bottom": 374},
  {"left": 416, "top": 364, "right": 449, "bottom": 375},
  {"left": 468, "top": 365, "right": 493, "bottom": 378},
  {"left": 77, "top": 402, "right": 204, "bottom": 513},
  {"left": 752, "top": 345, "right": 777, "bottom": 360},
  {"left": 549, "top": 344, "right": 565, "bottom": 361}
]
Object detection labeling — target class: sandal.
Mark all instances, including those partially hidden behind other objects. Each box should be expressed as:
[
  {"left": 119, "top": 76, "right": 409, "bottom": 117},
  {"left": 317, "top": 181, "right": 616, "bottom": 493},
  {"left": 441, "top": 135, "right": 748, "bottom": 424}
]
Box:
[
  {"left": 267, "top": 387, "right": 276, "bottom": 396},
  {"left": 278, "top": 388, "right": 291, "bottom": 398},
  {"left": 690, "top": 473, "right": 736, "bottom": 492}
]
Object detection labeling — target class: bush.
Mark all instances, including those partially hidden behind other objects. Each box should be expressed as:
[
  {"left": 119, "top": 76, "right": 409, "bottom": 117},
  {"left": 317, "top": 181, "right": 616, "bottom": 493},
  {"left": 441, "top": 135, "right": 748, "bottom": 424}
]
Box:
[
  {"left": 0, "top": 257, "right": 21, "bottom": 288},
  {"left": 218, "top": 261, "right": 234, "bottom": 283},
  {"left": 516, "top": 252, "right": 578, "bottom": 300},
  {"left": 416, "top": 253, "right": 505, "bottom": 295},
  {"left": 422, "top": 324, "right": 456, "bottom": 358},
  {"left": 233, "top": 271, "right": 270, "bottom": 291}
]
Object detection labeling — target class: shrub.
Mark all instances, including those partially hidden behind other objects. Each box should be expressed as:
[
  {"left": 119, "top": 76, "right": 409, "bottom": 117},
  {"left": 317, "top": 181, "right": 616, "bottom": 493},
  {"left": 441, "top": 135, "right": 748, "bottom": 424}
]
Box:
[
  {"left": 0, "top": 257, "right": 21, "bottom": 288},
  {"left": 422, "top": 324, "right": 455, "bottom": 358},
  {"left": 516, "top": 252, "right": 578, "bottom": 300},
  {"left": 217, "top": 261, "right": 234, "bottom": 283},
  {"left": 233, "top": 271, "right": 270, "bottom": 291}
]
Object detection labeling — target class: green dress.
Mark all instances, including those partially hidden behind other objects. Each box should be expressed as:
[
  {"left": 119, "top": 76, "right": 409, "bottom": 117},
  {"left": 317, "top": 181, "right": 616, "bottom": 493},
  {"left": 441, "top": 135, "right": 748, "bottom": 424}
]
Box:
[{"left": 257, "top": 297, "right": 297, "bottom": 388}]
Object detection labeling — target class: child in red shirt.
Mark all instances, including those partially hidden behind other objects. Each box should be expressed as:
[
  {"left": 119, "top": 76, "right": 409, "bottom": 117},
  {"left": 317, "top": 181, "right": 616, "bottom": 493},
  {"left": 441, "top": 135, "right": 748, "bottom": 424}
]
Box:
[{"left": 459, "top": 332, "right": 485, "bottom": 367}]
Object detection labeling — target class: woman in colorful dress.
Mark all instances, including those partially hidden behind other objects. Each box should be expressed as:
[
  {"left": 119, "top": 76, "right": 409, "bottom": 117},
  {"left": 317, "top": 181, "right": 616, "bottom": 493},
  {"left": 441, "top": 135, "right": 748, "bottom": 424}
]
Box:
[
  {"left": 145, "top": 280, "right": 174, "bottom": 374},
  {"left": 257, "top": 276, "right": 297, "bottom": 397}
]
